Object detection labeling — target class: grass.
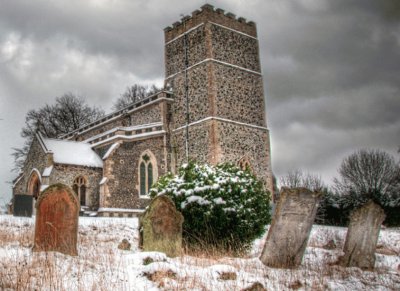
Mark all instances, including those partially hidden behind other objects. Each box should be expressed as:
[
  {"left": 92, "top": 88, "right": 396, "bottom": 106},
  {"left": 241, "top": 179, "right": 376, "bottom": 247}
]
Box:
[{"left": 0, "top": 215, "right": 399, "bottom": 290}]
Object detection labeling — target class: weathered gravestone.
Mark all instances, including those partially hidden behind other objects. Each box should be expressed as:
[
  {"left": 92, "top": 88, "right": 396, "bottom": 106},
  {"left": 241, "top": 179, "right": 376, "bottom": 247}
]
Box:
[
  {"left": 338, "top": 200, "right": 385, "bottom": 270},
  {"left": 33, "top": 184, "right": 79, "bottom": 256},
  {"left": 260, "top": 187, "right": 322, "bottom": 268},
  {"left": 140, "top": 195, "right": 183, "bottom": 257}
]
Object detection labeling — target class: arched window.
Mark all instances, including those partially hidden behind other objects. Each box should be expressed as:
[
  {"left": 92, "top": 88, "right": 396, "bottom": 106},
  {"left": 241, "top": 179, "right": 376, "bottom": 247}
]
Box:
[
  {"left": 140, "top": 162, "right": 146, "bottom": 195},
  {"left": 73, "top": 176, "right": 87, "bottom": 206},
  {"left": 138, "top": 151, "right": 157, "bottom": 196},
  {"left": 238, "top": 157, "right": 252, "bottom": 172}
]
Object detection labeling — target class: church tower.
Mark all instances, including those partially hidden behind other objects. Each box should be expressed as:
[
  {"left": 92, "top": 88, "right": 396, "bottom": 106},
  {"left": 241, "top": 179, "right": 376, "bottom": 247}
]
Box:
[{"left": 164, "top": 4, "right": 273, "bottom": 193}]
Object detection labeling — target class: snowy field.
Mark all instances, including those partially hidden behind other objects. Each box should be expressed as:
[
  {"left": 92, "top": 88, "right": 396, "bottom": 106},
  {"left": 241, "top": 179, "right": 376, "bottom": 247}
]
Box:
[{"left": 0, "top": 215, "right": 399, "bottom": 290}]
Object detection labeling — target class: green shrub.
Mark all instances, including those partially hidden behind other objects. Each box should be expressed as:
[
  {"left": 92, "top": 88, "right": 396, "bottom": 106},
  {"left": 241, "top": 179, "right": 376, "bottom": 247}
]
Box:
[{"left": 150, "top": 161, "right": 271, "bottom": 251}]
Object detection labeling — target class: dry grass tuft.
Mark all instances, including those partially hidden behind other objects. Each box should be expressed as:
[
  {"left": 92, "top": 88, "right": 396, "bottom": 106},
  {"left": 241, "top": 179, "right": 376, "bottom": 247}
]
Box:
[{"left": 143, "top": 270, "right": 176, "bottom": 287}]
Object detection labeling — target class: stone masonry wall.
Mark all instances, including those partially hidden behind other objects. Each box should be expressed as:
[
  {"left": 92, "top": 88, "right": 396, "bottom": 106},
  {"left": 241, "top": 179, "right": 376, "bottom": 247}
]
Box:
[
  {"left": 172, "top": 120, "right": 215, "bottom": 167},
  {"left": 102, "top": 136, "right": 166, "bottom": 209},
  {"left": 165, "top": 24, "right": 207, "bottom": 77},
  {"left": 216, "top": 120, "right": 272, "bottom": 192},
  {"left": 210, "top": 23, "right": 261, "bottom": 72},
  {"left": 213, "top": 63, "right": 265, "bottom": 126},
  {"left": 50, "top": 164, "right": 102, "bottom": 209},
  {"left": 168, "top": 63, "right": 211, "bottom": 128},
  {"left": 130, "top": 103, "right": 162, "bottom": 126},
  {"left": 13, "top": 137, "right": 48, "bottom": 195}
]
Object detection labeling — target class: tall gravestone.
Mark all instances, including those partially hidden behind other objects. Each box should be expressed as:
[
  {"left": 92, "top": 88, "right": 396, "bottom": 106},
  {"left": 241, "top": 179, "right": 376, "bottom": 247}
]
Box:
[
  {"left": 260, "top": 187, "right": 322, "bottom": 268},
  {"left": 140, "top": 195, "right": 183, "bottom": 257},
  {"left": 33, "top": 184, "right": 79, "bottom": 256},
  {"left": 338, "top": 200, "right": 385, "bottom": 270}
]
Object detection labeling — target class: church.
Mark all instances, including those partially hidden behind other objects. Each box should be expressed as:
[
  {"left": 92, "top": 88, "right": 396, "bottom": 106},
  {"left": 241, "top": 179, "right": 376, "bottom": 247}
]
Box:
[{"left": 12, "top": 4, "right": 273, "bottom": 217}]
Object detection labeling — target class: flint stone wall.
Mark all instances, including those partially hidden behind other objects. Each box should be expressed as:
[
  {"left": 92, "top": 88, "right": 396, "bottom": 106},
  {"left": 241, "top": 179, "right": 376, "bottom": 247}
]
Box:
[
  {"left": 214, "top": 63, "right": 265, "bottom": 126},
  {"left": 216, "top": 121, "right": 272, "bottom": 190},
  {"left": 165, "top": 25, "right": 207, "bottom": 77},
  {"left": 168, "top": 63, "right": 211, "bottom": 128},
  {"left": 13, "top": 137, "right": 48, "bottom": 195},
  {"left": 260, "top": 187, "right": 322, "bottom": 268},
  {"left": 172, "top": 120, "right": 214, "bottom": 167},
  {"left": 100, "top": 136, "right": 166, "bottom": 209},
  {"left": 210, "top": 23, "right": 260, "bottom": 72},
  {"left": 50, "top": 164, "right": 102, "bottom": 209}
]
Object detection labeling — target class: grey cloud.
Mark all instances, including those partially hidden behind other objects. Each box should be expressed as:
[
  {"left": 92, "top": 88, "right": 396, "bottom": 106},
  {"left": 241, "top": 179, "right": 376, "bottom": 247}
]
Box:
[
  {"left": 270, "top": 85, "right": 400, "bottom": 130},
  {"left": 262, "top": 0, "right": 400, "bottom": 103}
]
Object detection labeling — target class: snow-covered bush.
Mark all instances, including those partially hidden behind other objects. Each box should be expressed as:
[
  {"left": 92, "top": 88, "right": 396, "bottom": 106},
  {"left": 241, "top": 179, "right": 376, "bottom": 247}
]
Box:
[{"left": 150, "top": 161, "right": 271, "bottom": 251}]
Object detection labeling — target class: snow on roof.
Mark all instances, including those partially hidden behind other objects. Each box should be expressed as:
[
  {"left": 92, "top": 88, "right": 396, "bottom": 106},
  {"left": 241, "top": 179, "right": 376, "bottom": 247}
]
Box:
[
  {"left": 42, "top": 138, "right": 103, "bottom": 168},
  {"left": 102, "top": 142, "right": 120, "bottom": 160},
  {"left": 42, "top": 166, "right": 53, "bottom": 177},
  {"left": 12, "top": 173, "right": 24, "bottom": 188}
]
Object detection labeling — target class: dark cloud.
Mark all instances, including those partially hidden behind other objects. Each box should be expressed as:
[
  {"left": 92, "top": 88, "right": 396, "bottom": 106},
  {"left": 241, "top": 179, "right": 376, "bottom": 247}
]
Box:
[{"left": 1, "top": 0, "right": 399, "bottom": 202}]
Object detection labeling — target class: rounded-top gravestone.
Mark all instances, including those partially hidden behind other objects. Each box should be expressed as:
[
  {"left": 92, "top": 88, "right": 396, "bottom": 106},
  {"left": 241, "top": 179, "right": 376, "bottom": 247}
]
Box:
[
  {"left": 33, "top": 183, "right": 79, "bottom": 256},
  {"left": 140, "top": 195, "right": 183, "bottom": 257}
]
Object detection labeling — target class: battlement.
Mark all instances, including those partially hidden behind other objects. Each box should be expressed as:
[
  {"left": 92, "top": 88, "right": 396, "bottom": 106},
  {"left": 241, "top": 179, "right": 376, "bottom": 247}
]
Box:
[{"left": 164, "top": 4, "right": 257, "bottom": 42}]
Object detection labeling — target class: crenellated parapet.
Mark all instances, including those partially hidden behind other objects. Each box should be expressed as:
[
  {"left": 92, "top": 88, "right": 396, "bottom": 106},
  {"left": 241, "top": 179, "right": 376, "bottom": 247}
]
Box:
[{"left": 164, "top": 4, "right": 257, "bottom": 42}]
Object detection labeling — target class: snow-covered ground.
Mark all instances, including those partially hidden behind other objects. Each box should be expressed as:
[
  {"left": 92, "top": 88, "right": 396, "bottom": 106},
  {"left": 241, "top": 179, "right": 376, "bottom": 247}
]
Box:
[{"left": 0, "top": 215, "right": 399, "bottom": 290}]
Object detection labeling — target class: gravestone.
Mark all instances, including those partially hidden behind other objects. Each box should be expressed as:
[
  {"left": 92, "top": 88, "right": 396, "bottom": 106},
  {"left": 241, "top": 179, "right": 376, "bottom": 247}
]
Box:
[
  {"left": 260, "top": 187, "right": 322, "bottom": 268},
  {"left": 338, "top": 200, "right": 385, "bottom": 270},
  {"left": 33, "top": 184, "right": 79, "bottom": 256},
  {"left": 140, "top": 195, "right": 183, "bottom": 257}
]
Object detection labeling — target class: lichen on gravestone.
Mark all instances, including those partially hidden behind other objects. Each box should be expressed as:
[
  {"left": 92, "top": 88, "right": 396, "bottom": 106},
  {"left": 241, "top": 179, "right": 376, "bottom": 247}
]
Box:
[
  {"left": 338, "top": 200, "right": 385, "bottom": 270},
  {"left": 260, "top": 187, "right": 322, "bottom": 268},
  {"left": 139, "top": 195, "right": 183, "bottom": 257}
]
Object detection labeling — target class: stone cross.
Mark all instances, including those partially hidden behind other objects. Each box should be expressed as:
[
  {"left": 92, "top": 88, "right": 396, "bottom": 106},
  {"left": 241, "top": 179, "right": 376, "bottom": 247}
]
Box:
[
  {"left": 260, "top": 187, "right": 322, "bottom": 268},
  {"left": 338, "top": 200, "right": 385, "bottom": 270},
  {"left": 33, "top": 184, "right": 79, "bottom": 256},
  {"left": 140, "top": 195, "right": 183, "bottom": 257}
]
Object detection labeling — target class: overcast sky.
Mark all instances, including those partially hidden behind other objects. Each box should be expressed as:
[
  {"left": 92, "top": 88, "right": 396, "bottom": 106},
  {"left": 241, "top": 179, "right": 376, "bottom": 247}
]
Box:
[{"left": 1, "top": 0, "right": 399, "bottom": 204}]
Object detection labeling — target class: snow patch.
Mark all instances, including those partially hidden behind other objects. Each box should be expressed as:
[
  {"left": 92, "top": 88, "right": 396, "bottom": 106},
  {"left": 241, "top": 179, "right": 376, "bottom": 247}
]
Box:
[{"left": 42, "top": 165, "right": 53, "bottom": 177}]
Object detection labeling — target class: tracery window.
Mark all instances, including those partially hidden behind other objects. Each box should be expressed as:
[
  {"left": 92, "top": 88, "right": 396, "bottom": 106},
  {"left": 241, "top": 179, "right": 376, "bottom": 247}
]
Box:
[
  {"left": 139, "top": 152, "right": 156, "bottom": 196},
  {"left": 73, "top": 176, "right": 87, "bottom": 206},
  {"left": 238, "top": 157, "right": 252, "bottom": 172}
]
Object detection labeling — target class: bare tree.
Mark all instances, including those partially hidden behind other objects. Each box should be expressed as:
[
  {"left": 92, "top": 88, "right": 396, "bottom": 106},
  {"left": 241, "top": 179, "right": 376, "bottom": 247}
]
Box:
[
  {"left": 12, "top": 93, "right": 105, "bottom": 169},
  {"left": 113, "top": 84, "right": 160, "bottom": 110},
  {"left": 279, "top": 169, "right": 324, "bottom": 192},
  {"left": 334, "top": 149, "right": 400, "bottom": 208}
]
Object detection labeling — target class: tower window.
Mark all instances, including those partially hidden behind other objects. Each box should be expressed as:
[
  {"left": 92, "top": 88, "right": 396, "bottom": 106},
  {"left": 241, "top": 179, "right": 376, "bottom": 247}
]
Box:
[{"left": 238, "top": 157, "right": 252, "bottom": 172}]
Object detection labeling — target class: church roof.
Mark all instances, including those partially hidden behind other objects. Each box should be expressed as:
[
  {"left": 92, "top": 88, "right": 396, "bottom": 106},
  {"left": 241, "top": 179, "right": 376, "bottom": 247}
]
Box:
[{"left": 40, "top": 136, "right": 103, "bottom": 168}]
